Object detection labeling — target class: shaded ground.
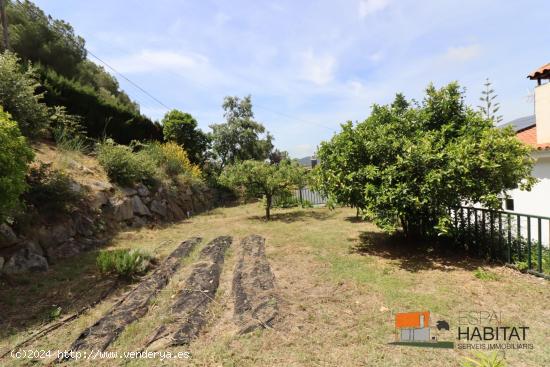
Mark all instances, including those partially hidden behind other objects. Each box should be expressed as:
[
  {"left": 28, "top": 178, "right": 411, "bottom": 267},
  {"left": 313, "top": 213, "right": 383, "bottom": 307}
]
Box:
[{"left": 0, "top": 204, "right": 548, "bottom": 367}]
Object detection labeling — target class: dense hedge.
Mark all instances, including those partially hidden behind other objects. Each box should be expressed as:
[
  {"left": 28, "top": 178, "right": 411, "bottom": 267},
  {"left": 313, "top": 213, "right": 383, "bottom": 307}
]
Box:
[{"left": 39, "top": 68, "right": 163, "bottom": 144}]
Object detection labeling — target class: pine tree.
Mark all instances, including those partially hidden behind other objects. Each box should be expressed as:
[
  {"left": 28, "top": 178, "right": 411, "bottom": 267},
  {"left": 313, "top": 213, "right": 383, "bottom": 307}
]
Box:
[{"left": 478, "top": 78, "right": 503, "bottom": 124}]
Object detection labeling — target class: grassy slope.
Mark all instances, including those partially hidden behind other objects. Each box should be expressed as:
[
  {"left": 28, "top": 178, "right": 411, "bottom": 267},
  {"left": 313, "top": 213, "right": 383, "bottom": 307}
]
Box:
[{"left": 1, "top": 204, "right": 548, "bottom": 366}]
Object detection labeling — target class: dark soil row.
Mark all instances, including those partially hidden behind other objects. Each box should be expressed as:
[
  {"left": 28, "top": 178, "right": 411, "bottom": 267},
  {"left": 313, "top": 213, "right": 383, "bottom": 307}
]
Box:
[
  {"left": 65, "top": 237, "right": 202, "bottom": 355},
  {"left": 232, "top": 235, "right": 278, "bottom": 334},
  {"left": 145, "top": 236, "right": 232, "bottom": 349}
]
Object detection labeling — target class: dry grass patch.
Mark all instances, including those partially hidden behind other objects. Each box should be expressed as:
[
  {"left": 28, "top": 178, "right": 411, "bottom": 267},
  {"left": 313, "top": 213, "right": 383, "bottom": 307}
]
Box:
[{"left": 1, "top": 204, "right": 548, "bottom": 366}]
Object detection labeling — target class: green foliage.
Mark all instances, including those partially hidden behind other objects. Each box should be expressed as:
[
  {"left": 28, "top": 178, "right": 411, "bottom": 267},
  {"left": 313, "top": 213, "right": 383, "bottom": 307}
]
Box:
[
  {"left": 23, "top": 162, "right": 84, "bottom": 215},
  {"left": 6, "top": 1, "right": 139, "bottom": 113},
  {"left": 49, "top": 105, "right": 89, "bottom": 152},
  {"left": 0, "top": 107, "right": 34, "bottom": 220},
  {"left": 96, "top": 249, "right": 152, "bottom": 279},
  {"left": 460, "top": 352, "right": 506, "bottom": 367},
  {"left": 141, "top": 141, "right": 202, "bottom": 178},
  {"left": 220, "top": 159, "right": 306, "bottom": 219},
  {"left": 162, "top": 110, "right": 209, "bottom": 165},
  {"left": 210, "top": 95, "right": 274, "bottom": 170},
  {"left": 315, "top": 83, "right": 535, "bottom": 238},
  {"left": 6, "top": 0, "right": 86, "bottom": 78},
  {"left": 0, "top": 51, "right": 49, "bottom": 137},
  {"left": 473, "top": 267, "right": 500, "bottom": 281},
  {"left": 40, "top": 68, "right": 162, "bottom": 144},
  {"left": 478, "top": 78, "right": 503, "bottom": 124},
  {"left": 97, "top": 140, "right": 157, "bottom": 186}
]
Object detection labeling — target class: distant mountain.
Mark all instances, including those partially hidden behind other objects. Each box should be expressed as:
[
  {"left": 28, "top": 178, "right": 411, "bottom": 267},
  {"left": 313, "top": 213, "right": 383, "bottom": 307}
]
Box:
[{"left": 296, "top": 156, "right": 319, "bottom": 167}]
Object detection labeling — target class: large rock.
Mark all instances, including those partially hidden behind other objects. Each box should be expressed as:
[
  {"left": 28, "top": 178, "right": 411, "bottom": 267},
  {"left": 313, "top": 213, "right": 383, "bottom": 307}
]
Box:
[
  {"left": 0, "top": 223, "right": 18, "bottom": 249},
  {"left": 131, "top": 196, "right": 151, "bottom": 216},
  {"left": 36, "top": 221, "right": 77, "bottom": 248},
  {"left": 46, "top": 239, "right": 81, "bottom": 263},
  {"left": 88, "top": 180, "right": 113, "bottom": 193},
  {"left": 3, "top": 248, "right": 49, "bottom": 274},
  {"left": 136, "top": 183, "right": 150, "bottom": 197},
  {"left": 90, "top": 191, "right": 110, "bottom": 210},
  {"left": 150, "top": 200, "right": 168, "bottom": 217},
  {"left": 120, "top": 187, "right": 138, "bottom": 196},
  {"left": 167, "top": 201, "right": 186, "bottom": 220},
  {"left": 110, "top": 197, "right": 134, "bottom": 221}
]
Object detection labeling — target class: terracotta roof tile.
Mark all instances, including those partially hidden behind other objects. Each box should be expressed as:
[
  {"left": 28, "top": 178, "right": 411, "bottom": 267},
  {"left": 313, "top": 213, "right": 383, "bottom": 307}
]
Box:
[
  {"left": 516, "top": 125, "right": 550, "bottom": 150},
  {"left": 528, "top": 63, "right": 550, "bottom": 80}
]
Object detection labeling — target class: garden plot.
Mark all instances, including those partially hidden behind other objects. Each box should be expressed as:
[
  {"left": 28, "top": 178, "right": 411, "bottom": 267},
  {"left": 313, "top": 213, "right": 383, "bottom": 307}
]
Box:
[
  {"left": 233, "top": 234, "right": 278, "bottom": 334},
  {"left": 145, "top": 236, "right": 232, "bottom": 349},
  {"left": 64, "top": 237, "right": 202, "bottom": 355}
]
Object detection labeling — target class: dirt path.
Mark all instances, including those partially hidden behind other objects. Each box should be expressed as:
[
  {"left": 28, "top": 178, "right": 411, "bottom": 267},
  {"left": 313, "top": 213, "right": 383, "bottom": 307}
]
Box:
[
  {"left": 233, "top": 235, "right": 278, "bottom": 334},
  {"left": 64, "top": 237, "right": 202, "bottom": 356},
  {"left": 145, "top": 236, "right": 232, "bottom": 349}
]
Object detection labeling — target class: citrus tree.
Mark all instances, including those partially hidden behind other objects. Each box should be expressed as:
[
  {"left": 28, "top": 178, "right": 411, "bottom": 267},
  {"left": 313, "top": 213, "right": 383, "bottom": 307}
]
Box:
[
  {"left": 315, "top": 83, "right": 535, "bottom": 238},
  {"left": 220, "top": 160, "right": 305, "bottom": 219}
]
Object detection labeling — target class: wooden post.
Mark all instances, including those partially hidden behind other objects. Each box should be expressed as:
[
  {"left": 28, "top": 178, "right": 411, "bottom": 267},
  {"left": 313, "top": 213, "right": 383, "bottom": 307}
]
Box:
[{"left": 0, "top": 0, "right": 9, "bottom": 51}]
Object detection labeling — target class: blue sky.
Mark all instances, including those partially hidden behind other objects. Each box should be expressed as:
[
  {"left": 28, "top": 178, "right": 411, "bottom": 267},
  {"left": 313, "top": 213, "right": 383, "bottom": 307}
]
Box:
[{"left": 34, "top": 0, "right": 549, "bottom": 157}]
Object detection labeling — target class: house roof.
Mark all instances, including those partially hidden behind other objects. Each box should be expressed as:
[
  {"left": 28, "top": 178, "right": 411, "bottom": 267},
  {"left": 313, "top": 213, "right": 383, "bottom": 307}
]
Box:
[
  {"left": 498, "top": 115, "right": 550, "bottom": 150},
  {"left": 528, "top": 63, "right": 550, "bottom": 80},
  {"left": 395, "top": 311, "right": 430, "bottom": 329},
  {"left": 498, "top": 115, "right": 535, "bottom": 132},
  {"left": 515, "top": 125, "right": 550, "bottom": 150}
]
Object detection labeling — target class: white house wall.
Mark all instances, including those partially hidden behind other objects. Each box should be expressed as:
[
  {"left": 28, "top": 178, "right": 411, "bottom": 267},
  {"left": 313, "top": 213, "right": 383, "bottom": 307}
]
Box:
[{"left": 507, "top": 153, "right": 550, "bottom": 246}]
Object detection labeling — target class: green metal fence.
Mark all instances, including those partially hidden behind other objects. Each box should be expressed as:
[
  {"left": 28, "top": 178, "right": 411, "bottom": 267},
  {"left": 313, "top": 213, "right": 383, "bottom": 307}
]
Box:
[{"left": 451, "top": 206, "right": 550, "bottom": 277}]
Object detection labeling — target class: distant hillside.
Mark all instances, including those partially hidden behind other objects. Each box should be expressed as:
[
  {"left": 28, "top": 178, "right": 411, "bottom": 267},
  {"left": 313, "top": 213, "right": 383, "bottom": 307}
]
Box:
[{"left": 297, "top": 156, "right": 319, "bottom": 167}]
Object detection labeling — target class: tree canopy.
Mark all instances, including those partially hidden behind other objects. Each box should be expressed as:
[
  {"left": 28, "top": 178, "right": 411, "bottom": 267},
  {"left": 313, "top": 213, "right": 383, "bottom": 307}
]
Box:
[
  {"left": 220, "top": 159, "right": 305, "bottom": 219},
  {"left": 162, "top": 110, "right": 209, "bottom": 165},
  {"left": 314, "top": 82, "right": 535, "bottom": 238},
  {"left": 209, "top": 95, "right": 274, "bottom": 170}
]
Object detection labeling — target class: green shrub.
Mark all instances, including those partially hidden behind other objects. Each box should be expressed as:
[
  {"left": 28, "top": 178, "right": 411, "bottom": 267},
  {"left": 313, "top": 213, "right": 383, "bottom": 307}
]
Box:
[
  {"left": 49, "top": 106, "right": 89, "bottom": 152},
  {"left": 141, "top": 142, "right": 201, "bottom": 178},
  {"left": 0, "top": 52, "right": 49, "bottom": 137},
  {"left": 96, "top": 249, "right": 152, "bottom": 278},
  {"left": 23, "top": 163, "right": 83, "bottom": 215},
  {"left": 460, "top": 352, "right": 506, "bottom": 367},
  {"left": 0, "top": 108, "right": 35, "bottom": 220},
  {"left": 97, "top": 140, "right": 157, "bottom": 186},
  {"left": 40, "top": 67, "right": 163, "bottom": 144},
  {"left": 473, "top": 267, "right": 500, "bottom": 281}
]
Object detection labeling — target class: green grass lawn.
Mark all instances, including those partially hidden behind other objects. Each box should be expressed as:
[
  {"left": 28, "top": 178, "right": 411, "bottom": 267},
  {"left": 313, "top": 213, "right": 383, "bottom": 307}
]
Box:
[{"left": 1, "top": 204, "right": 548, "bottom": 366}]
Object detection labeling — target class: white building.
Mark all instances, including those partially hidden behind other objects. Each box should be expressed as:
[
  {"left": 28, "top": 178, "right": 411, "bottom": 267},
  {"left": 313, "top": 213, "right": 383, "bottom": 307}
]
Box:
[{"left": 501, "top": 63, "right": 550, "bottom": 218}]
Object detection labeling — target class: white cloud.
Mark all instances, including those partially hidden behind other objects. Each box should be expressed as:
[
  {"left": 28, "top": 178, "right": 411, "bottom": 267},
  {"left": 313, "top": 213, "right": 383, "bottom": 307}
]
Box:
[
  {"left": 291, "top": 144, "right": 315, "bottom": 158},
  {"left": 443, "top": 44, "right": 482, "bottom": 62},
  {"left": 358, "top": 0, "right": 391, "bottom": 18},
  {"left": 300, "top": 49, "right": 337, "bottom": 85},
  {"left": 109, "top": 50, "right": 209, "bottom": 73}
]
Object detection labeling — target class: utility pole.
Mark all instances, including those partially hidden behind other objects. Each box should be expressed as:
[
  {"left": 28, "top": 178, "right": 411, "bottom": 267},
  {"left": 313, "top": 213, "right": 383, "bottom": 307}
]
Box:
[{"left": 0, "top": 0, "right": 9, "bottom": 51}]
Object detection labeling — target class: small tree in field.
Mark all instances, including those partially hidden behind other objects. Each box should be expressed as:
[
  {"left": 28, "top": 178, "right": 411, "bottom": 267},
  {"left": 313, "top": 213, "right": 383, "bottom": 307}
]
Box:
[
  {"left": 220, "top": 160, "right": 305, "bottom": 220},
  {"left": 315, "top": 82, "right": 535, "bottom": 238}
]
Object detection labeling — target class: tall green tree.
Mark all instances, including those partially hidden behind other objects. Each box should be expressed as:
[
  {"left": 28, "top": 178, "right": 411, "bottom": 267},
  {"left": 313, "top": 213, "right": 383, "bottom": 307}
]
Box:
[
  {"left": 478, "top": 78, "right": 503, "bottom": 124},
  {"left": 315, "top": 83, "right": 535, "bottom": 238},
  {"left": 162, "top": 110, "right": 209, "bottom": 165},
  {"left": 209, "top": 95, "right": 273, "bottom": 170},
  {"left": 220, "top": 159, "right": 305, "bottom": 220}
]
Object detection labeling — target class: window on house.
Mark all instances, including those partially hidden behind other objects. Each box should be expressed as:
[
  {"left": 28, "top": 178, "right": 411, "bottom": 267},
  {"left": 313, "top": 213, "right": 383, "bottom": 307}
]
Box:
[{"left": 505, "top": 198, "right": 514, "bottom": 211}]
